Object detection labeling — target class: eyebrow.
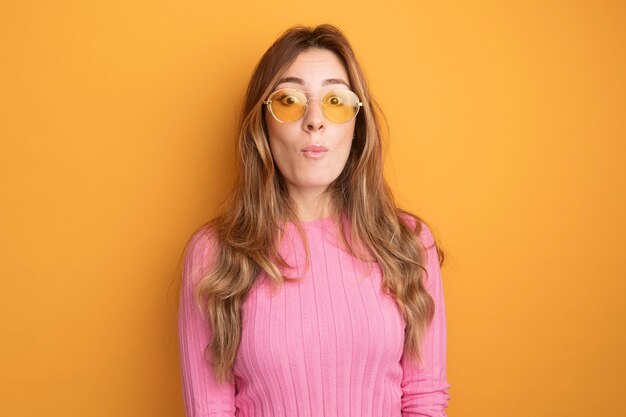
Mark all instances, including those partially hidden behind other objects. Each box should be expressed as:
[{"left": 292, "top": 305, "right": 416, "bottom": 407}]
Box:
[{"left": 276, "top": 76, "right": 350, "bottom": 88}]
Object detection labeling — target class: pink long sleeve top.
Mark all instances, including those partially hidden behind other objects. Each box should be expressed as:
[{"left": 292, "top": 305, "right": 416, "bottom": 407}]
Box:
[{"left": 177, "top": 215, "right": 450, "bottom": 417}]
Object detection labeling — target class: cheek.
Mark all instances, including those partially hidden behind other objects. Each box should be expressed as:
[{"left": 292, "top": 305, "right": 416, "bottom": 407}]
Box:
[
  {"left": 268, "top": 137, "right": 288, "bottom": 166},
  {"left": 265, "top": 115, "right": 284, "bottom": 155},
  {"left": 337, "top": 125, "right": 356, "bottom": 158},
  {"left": 266, "top": 124, "right": 296, "bottom": 171}
]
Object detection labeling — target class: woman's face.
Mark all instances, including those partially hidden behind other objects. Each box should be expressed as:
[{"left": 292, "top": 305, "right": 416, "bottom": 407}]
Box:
[{"left": 265, "top": 48, "right": 356, "bottom": 199}]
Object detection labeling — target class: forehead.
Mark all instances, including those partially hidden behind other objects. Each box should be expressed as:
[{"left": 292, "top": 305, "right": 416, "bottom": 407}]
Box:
[{"left": 279, "top": 48, "right": 349, "bottom": 88}]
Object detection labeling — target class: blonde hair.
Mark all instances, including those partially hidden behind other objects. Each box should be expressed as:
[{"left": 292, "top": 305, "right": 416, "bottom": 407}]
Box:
[{"left": 189, "top": 24, "right": 444, "bottom": 384}]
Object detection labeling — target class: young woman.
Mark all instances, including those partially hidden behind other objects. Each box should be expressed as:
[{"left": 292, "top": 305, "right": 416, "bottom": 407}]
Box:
[{"left": 178, "top": 24, "right": 450, "bottom": 417}]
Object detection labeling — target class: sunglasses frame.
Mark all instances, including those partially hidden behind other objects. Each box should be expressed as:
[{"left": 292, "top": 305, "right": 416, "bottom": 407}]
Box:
[{"left": 263, "top": 88, "right": 363, "bottom": 124}]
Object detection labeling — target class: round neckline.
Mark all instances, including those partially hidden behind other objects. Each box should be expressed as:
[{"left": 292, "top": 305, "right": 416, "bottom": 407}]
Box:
[{"left": 283, "top": 211, "right": 350, "bottom": 230}]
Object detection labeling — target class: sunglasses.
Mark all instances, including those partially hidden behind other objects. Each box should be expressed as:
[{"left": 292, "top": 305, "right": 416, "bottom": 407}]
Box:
[{"left": 263, "top": 88, "right": 363, "bottom": 124}]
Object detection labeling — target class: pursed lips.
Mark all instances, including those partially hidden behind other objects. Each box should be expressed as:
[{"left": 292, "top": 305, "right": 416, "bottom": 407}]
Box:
[{"left": 301, "top": 144, "right": 328, "bottom": 159}]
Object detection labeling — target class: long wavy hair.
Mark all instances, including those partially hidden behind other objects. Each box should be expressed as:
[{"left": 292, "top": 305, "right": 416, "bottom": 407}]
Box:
[{"left": 189, "top": 24, "right": 445, "bottom": 384}]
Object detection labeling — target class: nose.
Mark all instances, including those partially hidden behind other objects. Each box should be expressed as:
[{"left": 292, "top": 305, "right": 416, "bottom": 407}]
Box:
[{"left": 302, "top": 98, "right": 325, "bottom": 132}]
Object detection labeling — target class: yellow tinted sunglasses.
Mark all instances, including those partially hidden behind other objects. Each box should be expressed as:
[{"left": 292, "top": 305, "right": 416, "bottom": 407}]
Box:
[{"left": 264, "top": 88, "right": 363, "bottom": 124}]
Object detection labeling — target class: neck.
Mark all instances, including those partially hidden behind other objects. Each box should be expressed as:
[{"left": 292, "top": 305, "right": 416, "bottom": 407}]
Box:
[{"left": 288, "top": 186, "right": 332, "bottom": 221}]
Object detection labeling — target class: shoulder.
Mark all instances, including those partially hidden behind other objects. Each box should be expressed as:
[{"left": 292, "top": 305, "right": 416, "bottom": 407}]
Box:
[
  {"left": 397, "top": 210, "right": 436, "bottom": 248},
  {"left": 186, "top": 223, "right": 217, "bottom": 252},
  {"left": 398, "top": 212, "right": 445, "bottom": 291},
  {"left": 183, "top": 222, "right": 220, "bottom": 286}
]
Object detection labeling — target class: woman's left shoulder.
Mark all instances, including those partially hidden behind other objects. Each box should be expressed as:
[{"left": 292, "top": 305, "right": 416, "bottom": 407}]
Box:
[{"left": 397, "top": 210, "right": 436, "bottom": 248}]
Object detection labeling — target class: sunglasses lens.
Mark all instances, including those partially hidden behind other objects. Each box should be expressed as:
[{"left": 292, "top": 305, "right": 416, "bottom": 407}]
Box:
[
  {"left": 322, "top": 90, "right": 361, "bottom": 123},
  {"left": 268, "top": 89, "right": 306, "bottom": 123}
]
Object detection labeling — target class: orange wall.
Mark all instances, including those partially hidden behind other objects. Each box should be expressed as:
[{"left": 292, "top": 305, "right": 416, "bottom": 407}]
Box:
[{"left": 1, "top": 1, "right": 624, "bottom": 416}]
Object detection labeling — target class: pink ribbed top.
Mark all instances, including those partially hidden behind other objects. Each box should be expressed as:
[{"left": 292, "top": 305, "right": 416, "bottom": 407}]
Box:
[{"left": 177, "top": 216, "right": 450, "bottom": 417}]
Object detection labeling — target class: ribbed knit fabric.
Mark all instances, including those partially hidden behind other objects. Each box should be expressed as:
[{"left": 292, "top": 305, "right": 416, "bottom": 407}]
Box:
[{"left": 177, "top": 215, "right": 450, "bottom": 417}]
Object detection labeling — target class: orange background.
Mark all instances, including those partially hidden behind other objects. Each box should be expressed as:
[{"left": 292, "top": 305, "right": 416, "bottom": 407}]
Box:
[{"left": 1, "top": 1, "right": 624, "bottom": 416}]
